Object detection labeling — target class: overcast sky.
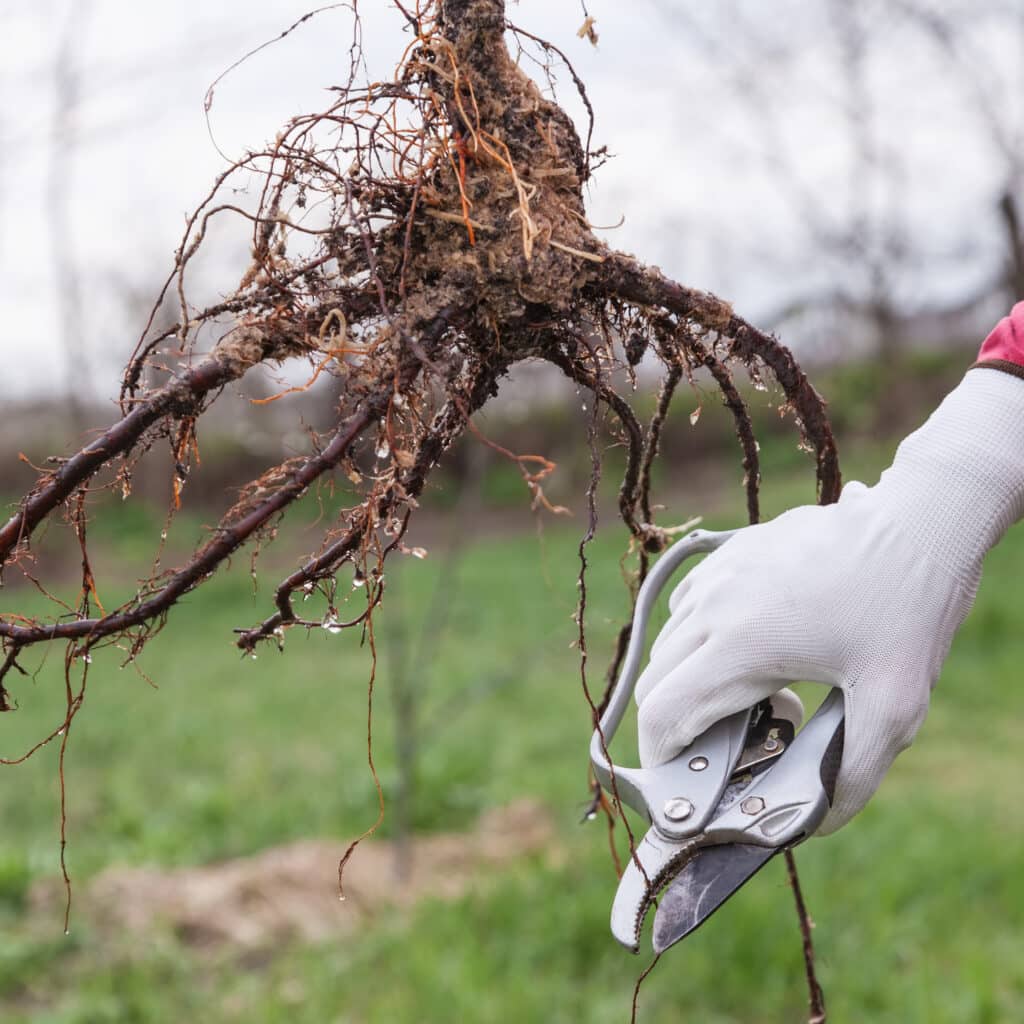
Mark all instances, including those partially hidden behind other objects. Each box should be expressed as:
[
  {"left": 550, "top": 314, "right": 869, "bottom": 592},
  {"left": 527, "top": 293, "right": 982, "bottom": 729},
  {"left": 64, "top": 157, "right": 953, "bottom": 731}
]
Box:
[{"left": 1, "top": 0, "right": 1021, "bottom": 399}]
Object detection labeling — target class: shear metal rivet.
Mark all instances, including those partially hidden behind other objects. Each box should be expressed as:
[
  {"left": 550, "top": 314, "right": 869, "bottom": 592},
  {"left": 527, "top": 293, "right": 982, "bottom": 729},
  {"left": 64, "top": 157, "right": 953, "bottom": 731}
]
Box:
[
  {"left": 741, "top": 796, "right": 765, "bottom": 815},
  {"left": 763, "top": 737, "right": 780, "bottom": 753},
  {"left": 663, "top": 797, "right": 694, "bottom": 822},
  {"left": 688, "top": 756, "right": 709, "bottom": 772}
]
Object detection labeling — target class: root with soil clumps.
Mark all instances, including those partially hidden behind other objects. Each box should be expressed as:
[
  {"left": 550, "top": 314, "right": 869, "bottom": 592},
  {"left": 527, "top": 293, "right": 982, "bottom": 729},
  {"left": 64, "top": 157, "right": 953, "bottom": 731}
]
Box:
[{"left": 1, "top": 2, "right": 837, "bottom": 1019}]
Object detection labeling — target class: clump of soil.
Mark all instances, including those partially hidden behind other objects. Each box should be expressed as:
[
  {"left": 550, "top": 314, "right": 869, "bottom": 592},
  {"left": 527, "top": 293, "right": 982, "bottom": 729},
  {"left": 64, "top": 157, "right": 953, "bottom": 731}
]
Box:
[{"left": 33, "top": 800, "right": 555, "bottom": 950}]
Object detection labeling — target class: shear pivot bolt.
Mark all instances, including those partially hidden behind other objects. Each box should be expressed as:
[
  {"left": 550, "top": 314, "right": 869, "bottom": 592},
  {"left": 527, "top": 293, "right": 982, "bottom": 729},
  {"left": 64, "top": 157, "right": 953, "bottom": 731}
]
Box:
[
  {"left": 741, "top": 796, "right": 765, "bottom": 815},
  {"left": 688, "top": 756, "right": 709, "bottom": 772},
  {"left": 663, "top": 797, "right": 694, "bottom": 822}
]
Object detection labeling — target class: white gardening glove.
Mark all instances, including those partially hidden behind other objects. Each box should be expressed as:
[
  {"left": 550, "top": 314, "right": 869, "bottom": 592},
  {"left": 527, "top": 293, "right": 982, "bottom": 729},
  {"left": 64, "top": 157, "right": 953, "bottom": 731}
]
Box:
[{"left": 636, "top": 367, "right": 1024, "bottom": 834}]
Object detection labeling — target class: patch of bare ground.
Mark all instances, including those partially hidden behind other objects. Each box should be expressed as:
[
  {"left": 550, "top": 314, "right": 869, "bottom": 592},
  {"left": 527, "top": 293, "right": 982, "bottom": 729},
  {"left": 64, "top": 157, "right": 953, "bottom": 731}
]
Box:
[{"left": 30, "top": 800, "right": 556, "bottom": 951}]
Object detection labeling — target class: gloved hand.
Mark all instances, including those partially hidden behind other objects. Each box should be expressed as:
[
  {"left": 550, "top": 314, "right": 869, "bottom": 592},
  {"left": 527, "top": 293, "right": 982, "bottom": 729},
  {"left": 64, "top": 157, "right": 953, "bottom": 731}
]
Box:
[{"left": 635, "top": 366, "right": 1024, "bottom": 834}]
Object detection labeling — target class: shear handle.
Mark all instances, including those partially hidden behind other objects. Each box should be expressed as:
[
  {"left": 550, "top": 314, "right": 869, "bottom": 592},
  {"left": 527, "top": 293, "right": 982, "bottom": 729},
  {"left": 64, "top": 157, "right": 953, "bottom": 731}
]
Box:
[{"left": 589, "top": 530, "right": 741, "bottom": 833}]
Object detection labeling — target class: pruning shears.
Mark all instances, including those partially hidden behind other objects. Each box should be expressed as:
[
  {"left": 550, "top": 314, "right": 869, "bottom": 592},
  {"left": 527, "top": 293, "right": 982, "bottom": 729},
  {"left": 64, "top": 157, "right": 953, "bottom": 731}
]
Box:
[{"left": 590, "top": 529, "right": 846, "bottom": 954}]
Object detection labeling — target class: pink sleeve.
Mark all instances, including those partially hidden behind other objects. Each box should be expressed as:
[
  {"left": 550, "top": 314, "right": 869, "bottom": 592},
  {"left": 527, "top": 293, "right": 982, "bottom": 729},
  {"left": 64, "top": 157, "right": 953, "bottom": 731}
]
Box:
[{"left": 977, "top": 302, "right": 1024, "bottom": 366}]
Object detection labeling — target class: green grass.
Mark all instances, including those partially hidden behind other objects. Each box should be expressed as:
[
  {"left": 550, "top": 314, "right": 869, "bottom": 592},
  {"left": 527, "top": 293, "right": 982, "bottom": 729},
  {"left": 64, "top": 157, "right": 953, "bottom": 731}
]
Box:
[{"left": 2, "top": 424, "right": 1023, "bottom": 1023}]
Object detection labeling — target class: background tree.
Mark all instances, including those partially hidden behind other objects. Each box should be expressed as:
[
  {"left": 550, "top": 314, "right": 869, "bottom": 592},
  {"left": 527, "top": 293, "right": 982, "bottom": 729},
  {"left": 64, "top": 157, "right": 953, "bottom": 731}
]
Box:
[{"left": 650, "top": 0, "right": 1023, "bottom": 358}]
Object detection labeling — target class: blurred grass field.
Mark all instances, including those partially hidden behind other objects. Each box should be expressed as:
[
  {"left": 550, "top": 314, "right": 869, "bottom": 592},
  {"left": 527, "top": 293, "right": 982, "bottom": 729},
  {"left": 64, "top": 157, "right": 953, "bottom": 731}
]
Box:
[{"left": 2, "top": 363, "right": 1023, "bottom": 1023}]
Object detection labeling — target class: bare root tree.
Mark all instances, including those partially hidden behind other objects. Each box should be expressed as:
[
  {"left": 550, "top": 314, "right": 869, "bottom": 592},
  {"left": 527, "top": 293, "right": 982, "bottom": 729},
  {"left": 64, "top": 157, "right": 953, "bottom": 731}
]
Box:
[{"left": 1, "top": 1, "right": 840, "bottom": 1017}]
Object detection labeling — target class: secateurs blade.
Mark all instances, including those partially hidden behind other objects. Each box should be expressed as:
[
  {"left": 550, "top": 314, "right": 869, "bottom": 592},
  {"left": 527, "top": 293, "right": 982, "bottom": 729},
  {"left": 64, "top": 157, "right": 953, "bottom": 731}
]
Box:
[{"left": 590, "top": 529, "right": 846, "bottom": 954}]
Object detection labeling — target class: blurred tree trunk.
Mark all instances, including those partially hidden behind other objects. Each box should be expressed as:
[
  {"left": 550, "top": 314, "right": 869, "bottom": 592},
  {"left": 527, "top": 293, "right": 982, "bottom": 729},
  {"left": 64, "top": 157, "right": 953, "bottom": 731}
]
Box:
[
  {"left": 48, "top": 0, "right": 95, "bottom": 432},
  {"left": 999, "top": 189, "right": 1024, "bottom": 302}
]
